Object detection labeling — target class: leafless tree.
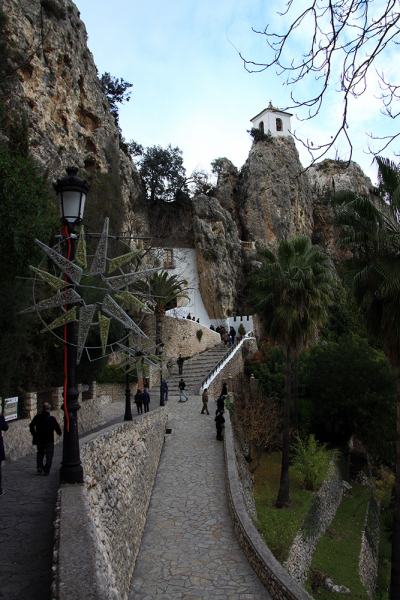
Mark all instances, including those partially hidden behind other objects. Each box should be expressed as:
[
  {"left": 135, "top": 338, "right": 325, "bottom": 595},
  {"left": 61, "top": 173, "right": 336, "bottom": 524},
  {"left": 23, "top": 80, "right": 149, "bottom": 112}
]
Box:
[
  {"left": 233, "top": 384, "right": 282, "bottom": 473},
  {"left": 239, "top": 0, "right": 400, "bottom": 164}
]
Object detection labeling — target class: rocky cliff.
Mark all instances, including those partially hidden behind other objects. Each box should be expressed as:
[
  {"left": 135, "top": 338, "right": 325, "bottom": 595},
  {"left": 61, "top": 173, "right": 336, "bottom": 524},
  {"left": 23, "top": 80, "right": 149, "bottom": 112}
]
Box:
[
  {"left": 2, "top": 0, "right": 377, "bottom": 319},
  {"left": 1, "top": 0, "right": 145, "bottom": 234},
  {"left": 308, "top": 159, "right": 375, "bottom": 262},
  {"left": 215, "top": 136, "right": 314, "bottom": 248},
  {"left": 193, "top": 195, "right": 246, "bottom": 319}
]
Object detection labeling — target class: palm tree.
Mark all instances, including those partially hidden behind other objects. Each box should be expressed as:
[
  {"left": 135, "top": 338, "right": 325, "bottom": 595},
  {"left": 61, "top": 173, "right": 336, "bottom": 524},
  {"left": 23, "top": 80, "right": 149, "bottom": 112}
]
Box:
[
  {"left": 335, "top": 157, "right": 400, "bottom": 598},
  {"left": 144, "top": 271, "right": 190, "bottom": 346},
  {"left": 250, "top": 237, "right": 336, "bottom": 507}
]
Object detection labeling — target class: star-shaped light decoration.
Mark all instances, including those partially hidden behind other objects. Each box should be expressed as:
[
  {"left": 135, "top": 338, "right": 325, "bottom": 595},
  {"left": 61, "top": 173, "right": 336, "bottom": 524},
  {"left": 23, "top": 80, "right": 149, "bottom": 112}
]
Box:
[
  {"left": 116, "top": 335, "right": 162, "bottom": 380},
  {"left": 20, "top": 218, "right": 160, "bottom": 364}
]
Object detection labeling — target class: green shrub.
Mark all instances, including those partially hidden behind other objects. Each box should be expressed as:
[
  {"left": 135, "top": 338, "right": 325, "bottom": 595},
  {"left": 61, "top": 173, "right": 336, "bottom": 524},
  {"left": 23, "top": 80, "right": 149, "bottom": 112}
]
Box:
[
  {"left": 248, "top": 127, "right": 273, "bottom": 143},
  {"left": 97, "top": 364, "right": 137, "bottom": 384},
  {"left": 196, "top": 329, "right": 203, "bottom": 342},
  {"left": 238, "top": 323, "right": 246, "bottom": 336},
  {"left": 294, "top": 434, "right": 331, "bottom": 490}
]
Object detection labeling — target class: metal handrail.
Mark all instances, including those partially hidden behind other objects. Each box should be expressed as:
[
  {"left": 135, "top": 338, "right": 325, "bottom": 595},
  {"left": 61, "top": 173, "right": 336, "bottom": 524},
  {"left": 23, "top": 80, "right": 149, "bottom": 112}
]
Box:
[{"left": 200, "top": 333, "right": 254, "bottom": 392}]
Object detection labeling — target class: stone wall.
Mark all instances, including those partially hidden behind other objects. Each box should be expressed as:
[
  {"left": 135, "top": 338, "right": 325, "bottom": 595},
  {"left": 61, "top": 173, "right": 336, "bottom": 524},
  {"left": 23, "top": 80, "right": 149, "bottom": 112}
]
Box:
[
  {"left": 283, "top": 464, "right": 343, "bottom": 584},
  {"left": 223, "top": 410, "right": 314, "bottom": 600},
  {"left": 206, "top": 338, "right": 258, "bottom": 397},
  {"left": 359, "top": 493, "right": 380, "bottom": 598},
  {"left": 56, "top": 408, "right": 167, "bottom": 600},
  {"left": 3, "top": 382, "right": 129, "bottom": 462},
  {"left": 143, "top": 314, "right": 221, "bottom": 359}
]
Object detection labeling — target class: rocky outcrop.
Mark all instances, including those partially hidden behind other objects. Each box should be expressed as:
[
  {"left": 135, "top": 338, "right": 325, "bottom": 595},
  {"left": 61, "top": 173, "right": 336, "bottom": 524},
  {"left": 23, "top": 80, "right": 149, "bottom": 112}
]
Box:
[
  {"left": 308, "top": 159, "right": 375, "bottom": 263},
  {"left": 308, "top": 159, "right": 374, "bottom": 200},
  {"left": 193, "top": 195, "right": 245, "bottom": 319},
  {"left": 215, "top": 136, "right": 314, "bottom": 249},
  {"left": 2, "top": 0, "right": 143, "bottom": 233}
]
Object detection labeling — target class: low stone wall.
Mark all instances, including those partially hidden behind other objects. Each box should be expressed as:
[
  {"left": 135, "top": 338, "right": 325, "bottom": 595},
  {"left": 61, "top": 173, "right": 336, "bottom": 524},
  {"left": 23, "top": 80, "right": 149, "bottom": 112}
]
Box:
[
  {"left": 4, "top": 396, "right": 108, "bottom": 463},
  {"left": 56, "top": 408, "right": 168, "bottom": 600},
  {"left": 94, "top": 383, "right": 126, "bottom": 402},
  {"left": 207, "top": 338, "right": 258, "bottom": 398},
  {"left": 143, "top": 314, "right": 221, "bottom": 359},
  {"left": 283, "top": 464, "right": 343, "bottom": 584},
  {"left": 223, "top": 410, "right": 314, "bottom": 600},
  {"left": 359, "top": 492, "right": 380, "bottom": 598}
]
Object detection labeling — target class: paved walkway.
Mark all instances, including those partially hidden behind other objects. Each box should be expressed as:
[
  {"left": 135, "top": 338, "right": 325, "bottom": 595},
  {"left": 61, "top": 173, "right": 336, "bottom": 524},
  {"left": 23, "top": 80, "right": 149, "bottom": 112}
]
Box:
[
  {"left": 1, "top": 393, "right": 270, "bottom": 600},
  {"left": 129, "top": 394, "right": 270, "bottom": 600},
  {"left": 0, "top": 398, "right": 153, "bottom": 600}
]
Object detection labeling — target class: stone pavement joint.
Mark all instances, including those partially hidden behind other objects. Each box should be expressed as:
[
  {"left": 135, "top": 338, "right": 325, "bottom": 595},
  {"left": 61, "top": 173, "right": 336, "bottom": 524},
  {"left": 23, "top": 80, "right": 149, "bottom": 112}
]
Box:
[{"left": 128, "top": 395, "right": 271, "bottom": 600}]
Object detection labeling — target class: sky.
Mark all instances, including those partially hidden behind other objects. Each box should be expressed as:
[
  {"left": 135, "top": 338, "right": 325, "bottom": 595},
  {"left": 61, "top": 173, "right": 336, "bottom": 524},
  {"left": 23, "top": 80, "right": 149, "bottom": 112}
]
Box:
[{"left": 75, "top": 0, "right": 399, "bottom": 185}]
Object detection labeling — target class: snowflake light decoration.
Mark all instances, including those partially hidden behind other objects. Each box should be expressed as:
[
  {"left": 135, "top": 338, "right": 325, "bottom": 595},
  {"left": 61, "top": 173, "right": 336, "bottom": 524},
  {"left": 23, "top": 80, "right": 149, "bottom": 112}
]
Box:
[{"left": 20, "top": 218, "right": 159, "bottom": 364}]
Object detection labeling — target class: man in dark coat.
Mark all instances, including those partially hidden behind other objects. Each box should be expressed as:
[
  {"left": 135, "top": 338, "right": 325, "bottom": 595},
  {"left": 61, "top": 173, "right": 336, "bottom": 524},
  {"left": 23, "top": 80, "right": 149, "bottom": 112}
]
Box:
[
  {"left": 177, "top": 354, "right": 184, "bottom": 375},
  {"left": 0, "top": 413, "right": 9, "bottom": 495},
  {"left": 178, "top": 379, "right": 188, "bottom": 402},
  {"left": 161, "top": 379, "right": 168, "bottom": 403},
  {"left": 134, "top": 388, "right": 143, "bottom": 414},
  {"left": 142, "top": 389, "right": 150, "bottom": 413},
  {"left": 215, "top": 410, "right": 225, "bottom": 441},
  {"left": 29, "top": 402, "right": 61, "bottom": 475}
]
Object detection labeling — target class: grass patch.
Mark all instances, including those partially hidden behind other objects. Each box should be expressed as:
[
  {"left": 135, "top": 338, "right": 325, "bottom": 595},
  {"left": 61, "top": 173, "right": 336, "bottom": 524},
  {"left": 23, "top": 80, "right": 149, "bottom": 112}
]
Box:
[
  {"left": 254, "top": 452, "right": 316, "bottom": 561},
  {"left": 304, "top": 483, "right": 370, "bottom": 600}
]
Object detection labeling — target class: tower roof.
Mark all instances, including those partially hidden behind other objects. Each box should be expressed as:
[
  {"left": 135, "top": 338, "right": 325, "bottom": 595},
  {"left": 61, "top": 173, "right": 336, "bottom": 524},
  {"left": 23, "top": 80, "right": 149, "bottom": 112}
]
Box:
[{"left": 250, "top": 102, "right": 293, "bottom": 122}]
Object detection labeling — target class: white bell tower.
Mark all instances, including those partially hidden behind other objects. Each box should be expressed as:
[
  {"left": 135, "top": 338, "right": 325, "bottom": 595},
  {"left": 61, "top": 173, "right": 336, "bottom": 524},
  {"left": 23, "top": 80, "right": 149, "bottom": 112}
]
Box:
[{"left": 250, "top": 102, "right": 292, "bottom": 137}]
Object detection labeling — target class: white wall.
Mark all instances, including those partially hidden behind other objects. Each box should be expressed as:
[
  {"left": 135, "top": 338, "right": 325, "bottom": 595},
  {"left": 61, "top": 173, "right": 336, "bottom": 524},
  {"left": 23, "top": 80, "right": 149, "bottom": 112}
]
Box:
[
  {"left": 251, "top": 110, "right": 291, "bottom": 137},
  {"left": 163, "top": 248, "right": 212, "bottom": 326}
]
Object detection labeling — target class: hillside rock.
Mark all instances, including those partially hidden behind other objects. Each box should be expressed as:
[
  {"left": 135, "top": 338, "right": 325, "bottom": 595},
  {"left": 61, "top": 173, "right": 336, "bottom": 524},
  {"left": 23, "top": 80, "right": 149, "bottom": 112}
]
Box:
[
  {"left": 237, "top": 136, "right": 314, "bottom": 247},
  {"left": 193, "top": 195, "right": 245, "bottom": 319},
  {"left": 308, "top": 159, "right": 375, "bottom": 262},
  {"left": 2, "top": 0, "right": 143, "bottom": 233}
]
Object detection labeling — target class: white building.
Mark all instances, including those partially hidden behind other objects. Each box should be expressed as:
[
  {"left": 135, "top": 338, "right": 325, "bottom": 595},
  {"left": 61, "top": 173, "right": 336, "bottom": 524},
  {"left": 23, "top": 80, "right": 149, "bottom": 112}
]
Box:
[{"left": 250, "top": 102, "right": 292, "bottom": 137}]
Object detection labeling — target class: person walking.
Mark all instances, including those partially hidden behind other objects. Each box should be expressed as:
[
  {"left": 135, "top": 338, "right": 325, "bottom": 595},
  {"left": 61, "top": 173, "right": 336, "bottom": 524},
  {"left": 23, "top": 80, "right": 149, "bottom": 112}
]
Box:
[
  {"left": 229, "top": 326, "right": 236, "bottom": 344},
  {"left": 134, "top": 388, "right": 143, "bottom": 414},
  {"left": 29, "top": 402, "right": 62, "bottom": 475},
  {"left": 178, "top": 379, "right": 188, "bottom": 402},
  {"left": 162, "top": 379, "right": 168, "bottom": 403},
  {"left": 0, "top": 413, "right": 9, "bottom": 496},
  {"left": 220, "top": 382, "right": 228, "bottom": 398},
  {"left": 177, "top": 354, "right": 184, "bottom": 375},
  {"left": 222, "top": 330, "right": 229, "bottom": 346},
  {"left": 142, "top": 389, "right": 150, "bottom": 413},
  {"left": 215, "top": 410, "right": 225, "bottom": 441},
  {"left": 201, "top": 388, "right": 210, "bottom": 415}
]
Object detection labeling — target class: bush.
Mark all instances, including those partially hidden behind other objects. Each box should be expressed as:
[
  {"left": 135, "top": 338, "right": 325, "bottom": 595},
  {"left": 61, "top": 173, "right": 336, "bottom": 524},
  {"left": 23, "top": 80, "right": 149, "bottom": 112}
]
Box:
[
  {"left": 294, "top": 434, "right": 331, "bottom": 490},
  {"left": 196, "top": 329, "right": 203, "bottom": 342},
  {"left": 97, "top": 364, "right": 137, "bottom": 384},
  {"left": 238, "top": 323, "right": 246, "bottom": 336},
  {"left": 248, "top": 127, "right": 273, "bottom": 143}
]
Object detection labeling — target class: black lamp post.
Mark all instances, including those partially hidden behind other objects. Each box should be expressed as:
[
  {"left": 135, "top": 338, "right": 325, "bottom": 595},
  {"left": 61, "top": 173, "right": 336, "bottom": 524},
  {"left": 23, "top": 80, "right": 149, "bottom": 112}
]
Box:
[
  {"left": 54, "top": 167, "right": 90, "bottom": 484},
  {"left": 159, "top": 343, "right": 165, "bottom": 407},
  {"left": 124, "top": 322, "right": 133, "bottom": 421}
]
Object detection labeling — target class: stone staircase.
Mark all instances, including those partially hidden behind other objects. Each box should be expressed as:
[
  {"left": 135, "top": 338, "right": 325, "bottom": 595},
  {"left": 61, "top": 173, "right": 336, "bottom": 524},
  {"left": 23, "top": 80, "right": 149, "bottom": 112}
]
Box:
[{"left": 165, "top": 342, "right": 231, "bottom": 397}]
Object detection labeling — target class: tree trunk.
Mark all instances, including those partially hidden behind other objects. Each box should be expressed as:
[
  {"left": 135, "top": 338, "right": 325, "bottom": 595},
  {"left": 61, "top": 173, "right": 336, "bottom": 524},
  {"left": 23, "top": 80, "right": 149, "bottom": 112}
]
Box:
[
  {"left": 293, "top": 354, "right": 299, "bottom": 433},
  {"left": 391, "top": 370, "right": 400, "bottom": 600},
  {"left": 276, "top": 346, "right": 291, "bottom": 508}
]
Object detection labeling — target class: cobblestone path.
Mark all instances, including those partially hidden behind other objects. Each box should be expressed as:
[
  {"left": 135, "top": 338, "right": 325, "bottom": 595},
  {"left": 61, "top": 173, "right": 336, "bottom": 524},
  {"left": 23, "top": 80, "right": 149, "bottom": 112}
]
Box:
[{"left": 129, "top": 395, "right": 270, "bottom": 600}]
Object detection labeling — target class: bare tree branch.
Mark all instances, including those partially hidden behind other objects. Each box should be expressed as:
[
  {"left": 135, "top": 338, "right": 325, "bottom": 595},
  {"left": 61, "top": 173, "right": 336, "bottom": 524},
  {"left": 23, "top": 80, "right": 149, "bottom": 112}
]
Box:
[{"left": 239, "top": 0, "right": 400, "bottom": 163}]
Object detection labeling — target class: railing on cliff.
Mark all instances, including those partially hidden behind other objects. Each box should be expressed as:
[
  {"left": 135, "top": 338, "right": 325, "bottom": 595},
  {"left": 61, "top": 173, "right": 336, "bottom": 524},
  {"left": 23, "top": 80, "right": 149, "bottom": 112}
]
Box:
[{"left": 200, "top": 333, "right": 255, "bottom": 392}]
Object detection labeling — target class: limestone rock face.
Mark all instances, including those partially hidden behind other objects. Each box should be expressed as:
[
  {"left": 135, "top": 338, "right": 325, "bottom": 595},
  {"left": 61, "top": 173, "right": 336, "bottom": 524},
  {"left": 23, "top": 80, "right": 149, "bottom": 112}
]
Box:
[
  {"left": 193, "top": 195, "right": 245, "bottom": 319},
  {"left": 237, "top": 136, "right": 314, "bottom": 247},
  {"left": 308, "top": 159, "right": 375, "bottom": 263},
  {"left": 307, "top": 159, "right": 374, "bottom": 199},
  {"left": 2, "top": 0, "right": 142, "bottom": 230},
  {"left": 215, "top": 158, "right": 240, "bottom": 224}
]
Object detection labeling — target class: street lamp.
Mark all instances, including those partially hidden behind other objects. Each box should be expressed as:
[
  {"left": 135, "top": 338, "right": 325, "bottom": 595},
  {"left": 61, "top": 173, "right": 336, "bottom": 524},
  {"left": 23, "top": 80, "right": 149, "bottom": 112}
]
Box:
[
  {"left": 124, "top": 319, "right": 133, "bottom": 421},
  {"left": 159, "top": 343, "right": 165, "bottom": 406},
  {"left": 54, "top": 167, "right": 90, "bottom": 484}
]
